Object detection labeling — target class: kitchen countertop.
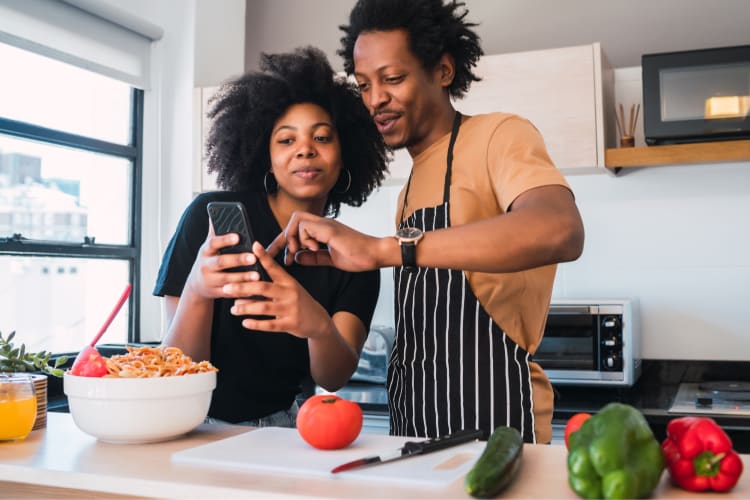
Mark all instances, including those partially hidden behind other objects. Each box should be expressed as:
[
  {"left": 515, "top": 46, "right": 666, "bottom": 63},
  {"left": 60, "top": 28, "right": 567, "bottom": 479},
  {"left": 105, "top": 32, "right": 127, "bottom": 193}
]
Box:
[{"left": 2, "top": 413, "right": 749, "bottom": 499}]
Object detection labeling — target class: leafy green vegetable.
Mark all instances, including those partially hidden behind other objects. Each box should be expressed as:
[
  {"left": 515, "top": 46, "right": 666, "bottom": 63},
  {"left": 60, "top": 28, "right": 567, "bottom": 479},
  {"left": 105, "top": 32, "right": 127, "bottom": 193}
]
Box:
[{"left": 0, "top": 330, "right": 68, "bottom": 377}]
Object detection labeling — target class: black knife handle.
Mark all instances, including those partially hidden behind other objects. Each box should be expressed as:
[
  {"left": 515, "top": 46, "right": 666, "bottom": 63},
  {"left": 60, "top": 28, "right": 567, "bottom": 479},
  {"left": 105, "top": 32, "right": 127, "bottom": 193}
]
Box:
[{"left": 402, "top": 428, "right": 484, "bottom": 455}]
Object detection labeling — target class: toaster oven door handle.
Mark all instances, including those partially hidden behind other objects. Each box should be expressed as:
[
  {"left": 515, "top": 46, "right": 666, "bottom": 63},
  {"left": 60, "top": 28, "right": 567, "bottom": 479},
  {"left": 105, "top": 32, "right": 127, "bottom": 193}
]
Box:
[{"left": 548, "top": 305, "right": 595, "bottom": 314}]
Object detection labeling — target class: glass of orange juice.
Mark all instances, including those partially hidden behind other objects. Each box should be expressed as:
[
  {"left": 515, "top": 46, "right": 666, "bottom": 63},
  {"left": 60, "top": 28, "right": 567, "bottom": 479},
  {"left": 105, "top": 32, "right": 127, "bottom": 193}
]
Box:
[{"left": 0, "top": 374, "right": 37, "bottom": 441}]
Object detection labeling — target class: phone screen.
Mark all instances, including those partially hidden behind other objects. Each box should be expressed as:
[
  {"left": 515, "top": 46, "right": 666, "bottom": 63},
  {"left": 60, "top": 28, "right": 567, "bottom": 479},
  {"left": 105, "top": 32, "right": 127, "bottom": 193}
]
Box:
[{"left": 207, "top": 201, "right": 270, "bottom": 280}]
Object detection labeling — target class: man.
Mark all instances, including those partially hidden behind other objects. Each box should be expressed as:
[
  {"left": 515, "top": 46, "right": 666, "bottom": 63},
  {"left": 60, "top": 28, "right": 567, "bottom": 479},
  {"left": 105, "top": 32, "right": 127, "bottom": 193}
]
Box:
[{"left": 268, "top": 0, "right": 584, "bottom": 443}]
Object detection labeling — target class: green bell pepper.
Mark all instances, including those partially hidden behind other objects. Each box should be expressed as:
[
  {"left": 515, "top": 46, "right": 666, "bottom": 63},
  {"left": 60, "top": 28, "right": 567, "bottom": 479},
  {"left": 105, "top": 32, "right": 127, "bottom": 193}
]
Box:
[{"left": 567, "top": 403, "right": 665, "bottom": 499}]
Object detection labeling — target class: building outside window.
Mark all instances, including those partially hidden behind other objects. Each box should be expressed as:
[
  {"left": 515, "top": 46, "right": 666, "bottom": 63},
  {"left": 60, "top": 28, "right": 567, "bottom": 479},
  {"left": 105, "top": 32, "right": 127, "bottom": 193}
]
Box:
[{"left": 0, "top": 41, "right": 142, "bottom": 354}]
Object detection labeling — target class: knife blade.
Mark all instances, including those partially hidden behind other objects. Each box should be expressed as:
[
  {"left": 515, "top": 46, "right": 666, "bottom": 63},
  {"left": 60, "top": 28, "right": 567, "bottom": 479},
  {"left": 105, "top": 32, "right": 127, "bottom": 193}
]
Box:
[{"left": 330, "top": 428, "right": 484, "bottom": 474}]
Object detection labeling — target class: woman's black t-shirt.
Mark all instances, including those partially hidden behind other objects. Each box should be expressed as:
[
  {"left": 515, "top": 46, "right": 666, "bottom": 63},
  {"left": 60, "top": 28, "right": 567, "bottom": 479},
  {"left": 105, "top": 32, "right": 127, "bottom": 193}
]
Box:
[{"left": 153, "top": 191, "right": 380, "bottom": 423}]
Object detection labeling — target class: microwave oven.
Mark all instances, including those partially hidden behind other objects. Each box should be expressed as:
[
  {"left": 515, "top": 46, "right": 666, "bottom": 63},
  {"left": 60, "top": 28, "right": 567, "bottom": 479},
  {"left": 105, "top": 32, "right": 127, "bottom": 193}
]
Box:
[
  {"left": 642, "top": 45, "right": 750, "bottom": 145},
  {"left": 535, "top": 299, "right": 640, "bottom": 386}
]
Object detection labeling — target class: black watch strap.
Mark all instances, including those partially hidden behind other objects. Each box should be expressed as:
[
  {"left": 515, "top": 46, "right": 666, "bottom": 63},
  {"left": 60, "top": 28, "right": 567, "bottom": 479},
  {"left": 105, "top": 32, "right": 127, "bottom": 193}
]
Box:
[{"left": 400, "top": 241, "right": 417, "bottom": 269}]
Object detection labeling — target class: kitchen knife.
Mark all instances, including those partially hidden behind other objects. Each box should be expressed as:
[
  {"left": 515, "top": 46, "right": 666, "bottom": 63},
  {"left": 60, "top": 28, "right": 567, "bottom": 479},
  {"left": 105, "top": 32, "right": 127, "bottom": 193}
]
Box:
[{"left": 330, "top": 428, "right": 484, "bottom": 474}]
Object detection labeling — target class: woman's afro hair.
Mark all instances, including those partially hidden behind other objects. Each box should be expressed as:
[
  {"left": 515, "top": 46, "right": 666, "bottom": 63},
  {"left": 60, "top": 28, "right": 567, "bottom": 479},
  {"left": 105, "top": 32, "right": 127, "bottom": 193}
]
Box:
[
  {"left": 205, "top": 46, "right": 389, "bottom": 217},
  {"left": 338, "top": 0, "right": 483, "bottom": 99}
]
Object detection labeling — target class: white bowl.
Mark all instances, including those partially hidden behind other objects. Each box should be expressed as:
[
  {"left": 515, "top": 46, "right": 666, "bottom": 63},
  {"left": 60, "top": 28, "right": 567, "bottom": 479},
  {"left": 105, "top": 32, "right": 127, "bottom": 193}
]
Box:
[{"left": 63, "top": 371, "right": 216, "bottom": 444}]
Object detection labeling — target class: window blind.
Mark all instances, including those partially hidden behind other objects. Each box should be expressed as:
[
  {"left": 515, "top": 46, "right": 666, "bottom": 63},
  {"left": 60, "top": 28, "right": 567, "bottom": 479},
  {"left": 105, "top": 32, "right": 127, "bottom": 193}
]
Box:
[{"left": 0, "top": 0, "right": 161, "bottom": 89}]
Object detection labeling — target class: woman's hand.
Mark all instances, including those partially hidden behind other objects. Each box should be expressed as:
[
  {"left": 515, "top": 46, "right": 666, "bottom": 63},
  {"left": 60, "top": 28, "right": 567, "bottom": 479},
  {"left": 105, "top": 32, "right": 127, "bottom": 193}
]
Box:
[
  {"left": 184, "top": 227, "right": 265, "bottom": 300},
  {"left": 226, "top": 242, "right": 334, "bottom": 339},
  {"left": 164, "top": 225, "right": 266, "bottom": 362},
  {"left": 228, "top": 242, "right": 366, "bottom": 390}
]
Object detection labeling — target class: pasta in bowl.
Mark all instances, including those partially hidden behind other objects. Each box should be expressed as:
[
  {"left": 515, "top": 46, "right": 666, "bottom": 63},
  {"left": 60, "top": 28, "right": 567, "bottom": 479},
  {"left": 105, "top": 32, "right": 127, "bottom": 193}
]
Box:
[{"left": 64, "top": 346, "right": 217, "bottom": 444}]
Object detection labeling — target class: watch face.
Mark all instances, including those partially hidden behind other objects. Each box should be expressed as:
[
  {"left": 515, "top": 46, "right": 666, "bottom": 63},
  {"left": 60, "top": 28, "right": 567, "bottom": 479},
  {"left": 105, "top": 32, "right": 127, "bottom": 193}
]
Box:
[{"left": 397, "top": 227, "right": 423, "bottom": 241}]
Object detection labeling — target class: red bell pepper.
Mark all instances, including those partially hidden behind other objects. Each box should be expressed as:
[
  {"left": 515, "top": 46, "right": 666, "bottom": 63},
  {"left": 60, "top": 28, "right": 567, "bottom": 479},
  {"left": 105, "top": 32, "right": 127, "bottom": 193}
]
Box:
[{"left": 662, "top": 416, "right": 744, "bottom": 492}]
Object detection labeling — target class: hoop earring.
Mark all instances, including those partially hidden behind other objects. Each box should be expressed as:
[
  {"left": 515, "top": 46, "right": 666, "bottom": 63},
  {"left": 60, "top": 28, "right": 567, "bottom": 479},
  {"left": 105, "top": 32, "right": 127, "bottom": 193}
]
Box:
[
  {"left": 263, "top": 171, "right": 276, "bottom": 194},
  {"left": 335, "top": 169, "right": 351, "bottom": 194}
]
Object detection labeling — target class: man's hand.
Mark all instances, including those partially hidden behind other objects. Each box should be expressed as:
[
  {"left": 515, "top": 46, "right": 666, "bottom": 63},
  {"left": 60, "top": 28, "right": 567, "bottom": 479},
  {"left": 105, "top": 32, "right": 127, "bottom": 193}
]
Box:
[{"left": 267, "top": 211, "right": 387, "bottom": 271}]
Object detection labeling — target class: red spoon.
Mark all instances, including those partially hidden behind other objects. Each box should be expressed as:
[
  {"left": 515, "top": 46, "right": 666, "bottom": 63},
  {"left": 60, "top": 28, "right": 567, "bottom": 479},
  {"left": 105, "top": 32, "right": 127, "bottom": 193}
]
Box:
[{"left": 70, "top": 283, "right": 132, "bottom": 376}]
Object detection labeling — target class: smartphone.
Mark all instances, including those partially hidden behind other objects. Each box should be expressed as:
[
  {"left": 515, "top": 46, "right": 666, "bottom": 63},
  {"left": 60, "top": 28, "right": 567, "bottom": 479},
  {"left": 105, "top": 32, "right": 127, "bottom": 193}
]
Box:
[{"left": 207, "top": 201, "right": 270, "bottom": 280}]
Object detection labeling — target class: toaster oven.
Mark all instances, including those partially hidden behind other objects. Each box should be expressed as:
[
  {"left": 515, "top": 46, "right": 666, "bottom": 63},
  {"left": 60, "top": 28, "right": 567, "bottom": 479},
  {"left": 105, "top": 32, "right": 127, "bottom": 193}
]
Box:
[
  {"left": 352, "top": 300, "right": 640, "bottom": 387},
  {"left": 535, "top": 299, "right": 640, "bottom": 386}
]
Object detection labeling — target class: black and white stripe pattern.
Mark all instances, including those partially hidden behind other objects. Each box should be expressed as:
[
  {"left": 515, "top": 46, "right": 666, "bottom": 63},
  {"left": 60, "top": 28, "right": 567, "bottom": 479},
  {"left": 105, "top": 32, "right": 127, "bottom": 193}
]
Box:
[{"left": 388, "top": 202, "right": 536, "bottom": 442}]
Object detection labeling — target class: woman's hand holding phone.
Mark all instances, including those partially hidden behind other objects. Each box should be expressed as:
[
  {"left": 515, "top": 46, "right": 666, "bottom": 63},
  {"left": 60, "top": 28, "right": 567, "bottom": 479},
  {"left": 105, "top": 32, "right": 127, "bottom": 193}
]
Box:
[
  {"left": 201, "top": 202, "right": 333, "bottom": 339},
  {"left": 206, "top": 201, "right": 271, "bottom": 280},
  {"left": 184, "top": 227, "right": 267, "bottom": 301},
  {"left": 226, "top": 242, "right": 334, "bottom": 340}
]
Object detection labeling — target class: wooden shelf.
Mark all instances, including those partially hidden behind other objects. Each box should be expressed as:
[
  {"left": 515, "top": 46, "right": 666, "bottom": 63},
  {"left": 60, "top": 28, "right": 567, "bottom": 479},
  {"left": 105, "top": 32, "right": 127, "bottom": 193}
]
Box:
[{"left": 605, "top": 139, "right": 750, "bottom": 168}]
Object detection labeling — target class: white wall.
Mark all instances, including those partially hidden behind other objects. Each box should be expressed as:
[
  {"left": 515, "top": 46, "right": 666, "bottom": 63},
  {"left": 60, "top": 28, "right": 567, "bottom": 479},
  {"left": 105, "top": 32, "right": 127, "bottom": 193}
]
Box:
[
  {"left": 243, "top": 0, "right": 750, "bottom": 70},
  {"left": 243, "top": 0, "right": 750, "bottom": 361},
  {"left": 195, "top": 0, "right": 245, "bottom": 86},
  {"left": 244, "top": 0, "right": 354, "bottom": 72},
  {"left": 558, "top": 163, "right": 750, "bottom": 361}
]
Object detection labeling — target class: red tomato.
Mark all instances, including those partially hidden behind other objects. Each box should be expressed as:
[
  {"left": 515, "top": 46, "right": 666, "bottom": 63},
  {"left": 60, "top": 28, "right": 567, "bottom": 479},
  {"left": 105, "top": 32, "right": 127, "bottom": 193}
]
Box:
[
  {"left": 296, "top": 394, "right": 363, "bottom": 450},
  {"left": 564, "top": 412, "right": 591, "bottom": 449},
  {"left": 70, "top": 347, "right": 108, "bottom": 377}
]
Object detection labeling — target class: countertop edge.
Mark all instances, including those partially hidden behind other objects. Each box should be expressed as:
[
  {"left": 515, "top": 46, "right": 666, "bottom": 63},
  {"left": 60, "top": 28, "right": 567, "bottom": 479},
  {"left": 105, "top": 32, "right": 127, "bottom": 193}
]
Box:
[{"left": 0, "top": 462, "right": 296, "bottom": 499}]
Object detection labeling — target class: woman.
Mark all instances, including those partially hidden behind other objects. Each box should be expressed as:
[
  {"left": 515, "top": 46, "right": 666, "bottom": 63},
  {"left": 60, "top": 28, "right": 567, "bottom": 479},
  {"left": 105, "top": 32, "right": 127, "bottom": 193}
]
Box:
[{"left": 153, "top": 47, "right": 389, "bottom": 426}]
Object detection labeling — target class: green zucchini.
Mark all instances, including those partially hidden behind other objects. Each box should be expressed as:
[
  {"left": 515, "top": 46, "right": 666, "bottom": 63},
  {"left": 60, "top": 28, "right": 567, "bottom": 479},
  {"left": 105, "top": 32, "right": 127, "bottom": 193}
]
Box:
[{"left": 464, "top": 426, "right": 524, "bottom": 498}]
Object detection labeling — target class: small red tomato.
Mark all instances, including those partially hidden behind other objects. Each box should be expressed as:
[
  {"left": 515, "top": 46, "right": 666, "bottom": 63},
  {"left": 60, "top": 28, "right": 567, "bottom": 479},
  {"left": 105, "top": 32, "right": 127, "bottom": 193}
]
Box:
[
  {"left": 296, "top": 394, "right": 363, "bottom": 450},
  {"left": 70, "top": 346, "right": 108, "bottom": 377},
  {"left": 565, "top": 412, "right": 591, "bottom": 449}
]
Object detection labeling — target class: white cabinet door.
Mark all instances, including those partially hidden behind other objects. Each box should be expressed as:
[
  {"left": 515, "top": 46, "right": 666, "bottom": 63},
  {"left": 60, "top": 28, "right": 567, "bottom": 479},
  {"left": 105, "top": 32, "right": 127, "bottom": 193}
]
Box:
[
  {"left": 193, "top": 86, "right": 219, "bottom": 193},
  {"left": 453, "top": 43, "right": 616, "bottom": 173}
]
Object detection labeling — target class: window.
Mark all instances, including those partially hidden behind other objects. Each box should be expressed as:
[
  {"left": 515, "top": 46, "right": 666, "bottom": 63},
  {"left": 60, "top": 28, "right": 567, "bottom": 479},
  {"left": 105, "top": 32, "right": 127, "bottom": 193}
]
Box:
[{"left": 0, "top": 42, "right": 142, "bottom": 353}]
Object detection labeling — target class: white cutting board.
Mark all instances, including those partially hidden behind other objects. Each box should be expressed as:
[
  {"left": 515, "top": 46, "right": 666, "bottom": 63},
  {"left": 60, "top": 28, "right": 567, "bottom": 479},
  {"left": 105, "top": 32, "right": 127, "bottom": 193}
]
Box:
[{"left": 172, "top": 427, "right": 485, "bottom": 488}]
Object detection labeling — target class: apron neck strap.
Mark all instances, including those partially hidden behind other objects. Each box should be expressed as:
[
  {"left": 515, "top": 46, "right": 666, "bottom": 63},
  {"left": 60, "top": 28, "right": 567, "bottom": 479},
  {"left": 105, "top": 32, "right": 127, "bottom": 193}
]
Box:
[
  {"left": 399, "top": 110, "right": 463, "bottom": 226},
  {"left": 443, "top": 111, "right": 462, "bottom": 204}
]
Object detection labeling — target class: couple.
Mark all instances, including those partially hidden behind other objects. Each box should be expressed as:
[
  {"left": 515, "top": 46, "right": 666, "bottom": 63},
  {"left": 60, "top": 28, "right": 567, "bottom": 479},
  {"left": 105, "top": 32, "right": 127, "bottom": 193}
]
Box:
[{"left": 154, "top": 0, "right": 584, "bottom": 444}]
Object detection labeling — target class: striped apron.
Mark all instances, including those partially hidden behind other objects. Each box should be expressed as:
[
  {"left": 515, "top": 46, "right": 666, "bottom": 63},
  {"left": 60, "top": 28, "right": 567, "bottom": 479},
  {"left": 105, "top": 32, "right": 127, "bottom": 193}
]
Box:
[{"left": 388, "top": 112, "right": 536, "bottom": 442}]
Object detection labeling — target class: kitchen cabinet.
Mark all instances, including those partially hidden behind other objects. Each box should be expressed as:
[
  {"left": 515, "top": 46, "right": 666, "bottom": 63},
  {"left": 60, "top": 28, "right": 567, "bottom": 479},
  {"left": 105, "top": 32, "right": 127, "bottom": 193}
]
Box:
[
  {"left": 192, "top": 86, "right": 219, "bottom": 194},
  {"left": 452, "top": 42, "right": 617, "bottom": 174}
]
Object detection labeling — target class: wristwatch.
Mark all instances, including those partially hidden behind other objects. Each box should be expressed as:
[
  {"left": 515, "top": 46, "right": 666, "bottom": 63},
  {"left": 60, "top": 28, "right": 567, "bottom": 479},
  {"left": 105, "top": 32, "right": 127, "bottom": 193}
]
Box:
[{"left": 395, "top": 227, "right": 424, "bottom": 269}]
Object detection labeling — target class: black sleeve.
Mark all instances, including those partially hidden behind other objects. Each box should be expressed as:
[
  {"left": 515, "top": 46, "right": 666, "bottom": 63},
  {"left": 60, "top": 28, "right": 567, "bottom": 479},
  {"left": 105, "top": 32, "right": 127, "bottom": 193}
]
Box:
[
  {"left": 152, "top": 194, "right": 212, "bottom": 297},
  {"left": 332, "top": 269, "right": 381, "bottom": 332}
]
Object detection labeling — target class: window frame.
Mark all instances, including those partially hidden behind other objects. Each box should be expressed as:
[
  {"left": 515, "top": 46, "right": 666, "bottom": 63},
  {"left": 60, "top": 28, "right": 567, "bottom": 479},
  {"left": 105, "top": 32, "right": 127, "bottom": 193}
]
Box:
[{"left": 0, "top": 88, "right": 144, "bottom": 343}]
